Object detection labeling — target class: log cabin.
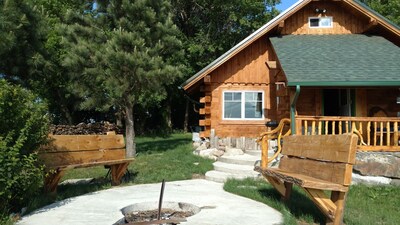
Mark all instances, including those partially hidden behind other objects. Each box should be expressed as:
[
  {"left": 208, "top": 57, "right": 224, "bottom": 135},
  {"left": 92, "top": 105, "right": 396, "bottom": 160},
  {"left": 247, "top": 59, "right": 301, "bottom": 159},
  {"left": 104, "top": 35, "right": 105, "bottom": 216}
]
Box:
[{"left": 180, "top": 0, "right": 400, "bottom": 151}]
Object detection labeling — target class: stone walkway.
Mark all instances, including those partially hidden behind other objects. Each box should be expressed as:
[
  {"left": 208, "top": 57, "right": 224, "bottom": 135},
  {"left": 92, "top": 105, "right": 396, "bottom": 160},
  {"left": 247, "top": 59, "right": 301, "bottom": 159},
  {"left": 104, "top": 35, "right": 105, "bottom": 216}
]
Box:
[{"left": 17, "top": 179, "right": 282, "bottom": 225}]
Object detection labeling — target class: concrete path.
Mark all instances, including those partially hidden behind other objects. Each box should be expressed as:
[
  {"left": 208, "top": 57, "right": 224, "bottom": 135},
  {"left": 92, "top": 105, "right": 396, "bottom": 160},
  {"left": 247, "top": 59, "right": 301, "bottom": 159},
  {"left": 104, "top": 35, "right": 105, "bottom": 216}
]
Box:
[{"left": 18, "top": 179, "right": 282, "bottom": 225}]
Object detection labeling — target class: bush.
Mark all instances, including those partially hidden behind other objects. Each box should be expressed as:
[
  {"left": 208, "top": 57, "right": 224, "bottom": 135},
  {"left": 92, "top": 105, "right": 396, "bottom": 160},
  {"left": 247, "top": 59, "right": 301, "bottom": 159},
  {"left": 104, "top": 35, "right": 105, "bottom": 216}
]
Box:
[{"left": 0, "top": 80, "right": 49, "bottom": 214}]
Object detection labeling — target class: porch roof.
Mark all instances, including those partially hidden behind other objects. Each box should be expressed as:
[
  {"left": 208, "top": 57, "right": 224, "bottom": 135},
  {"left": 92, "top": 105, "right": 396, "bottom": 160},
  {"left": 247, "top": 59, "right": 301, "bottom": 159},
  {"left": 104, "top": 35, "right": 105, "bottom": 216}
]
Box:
[{"left": 270, "top": 34, "right": 400, "bottom": 87}]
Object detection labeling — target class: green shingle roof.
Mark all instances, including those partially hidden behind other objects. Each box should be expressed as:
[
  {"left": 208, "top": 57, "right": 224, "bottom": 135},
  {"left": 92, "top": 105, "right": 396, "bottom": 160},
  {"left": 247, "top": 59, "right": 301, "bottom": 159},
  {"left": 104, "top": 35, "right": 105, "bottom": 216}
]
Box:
[{"left": 270, "top": 34, "right": 400, "bottom": 86}]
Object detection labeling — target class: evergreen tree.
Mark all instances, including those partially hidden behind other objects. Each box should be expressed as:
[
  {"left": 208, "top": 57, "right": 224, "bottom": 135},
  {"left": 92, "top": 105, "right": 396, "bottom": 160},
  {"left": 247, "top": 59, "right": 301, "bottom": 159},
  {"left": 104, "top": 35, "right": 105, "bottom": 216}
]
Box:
[
  {"left": 63, "top": 0, "right": 184, "bottom": 157},
  {"left": 0, "top": 0, "right": 45, "bottom": 84},
  {"left": 361, "top": 0, "right": 400, "bottom": 25},
  {"left": 29, "top": 0, "right": 89, "bottom": 124}
]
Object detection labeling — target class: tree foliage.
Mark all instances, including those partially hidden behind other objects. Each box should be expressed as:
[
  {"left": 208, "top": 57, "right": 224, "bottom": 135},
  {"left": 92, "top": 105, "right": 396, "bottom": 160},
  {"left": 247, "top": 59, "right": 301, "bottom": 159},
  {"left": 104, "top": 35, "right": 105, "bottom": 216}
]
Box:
[
  {"left": 172, "top": 0, "right": 280, "bottom": 73},
  {"left": 62, "top": 0, "right": 184, "bottom": 156},
  {"left": 0, "top": 80, "right": 49, "bottom": 214},
  {"left": 361, "top": 0, "right": 400, "bottom": 26},
  {"left": 0, "top": 0, "right": 45, "bottom": 83}
]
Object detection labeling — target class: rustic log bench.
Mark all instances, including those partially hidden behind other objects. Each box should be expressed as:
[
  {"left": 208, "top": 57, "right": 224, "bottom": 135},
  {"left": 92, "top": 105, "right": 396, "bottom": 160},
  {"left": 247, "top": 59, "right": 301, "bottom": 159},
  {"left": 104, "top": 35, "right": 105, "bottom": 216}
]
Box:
[
  {"left": 39, "top": 132, "right": 134, "bottom": 192},
  {"left": 255, "top": 134, "right": 358, "bottom": 225}
]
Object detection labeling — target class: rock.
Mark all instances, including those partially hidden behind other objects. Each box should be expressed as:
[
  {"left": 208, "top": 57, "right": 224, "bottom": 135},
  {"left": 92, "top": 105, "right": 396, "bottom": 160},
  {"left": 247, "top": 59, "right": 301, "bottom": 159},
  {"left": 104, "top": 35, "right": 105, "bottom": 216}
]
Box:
[
  {"left": 351, "top": 173, "right": 391, "bottom": 185},
  {"left": 195, "top": 143, "right": 208, "bottom": 151},
  {"left": 390, "top": 178, "right": 400, "bottom": 186},
  {"left": 192, "top": 142, "right": 201, "bottom": 149},
  {"left": 193, "top": 148, "right": 219, "bottom": 161},
  {"left": 224, "top": 147, "right": 244, "bottom": 156},
  {"left": 213, "top": 149, "right": 225, "bottom": 157},
  {"left": 354, "top": 152, "right": 400, "bottom": 179}
]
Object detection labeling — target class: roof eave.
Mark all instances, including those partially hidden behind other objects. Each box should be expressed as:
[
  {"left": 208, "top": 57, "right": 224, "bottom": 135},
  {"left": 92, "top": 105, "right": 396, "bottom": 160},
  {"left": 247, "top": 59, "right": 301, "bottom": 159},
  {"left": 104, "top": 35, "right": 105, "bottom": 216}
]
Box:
[{"left": 287, "top": 81, "right": 400, "bottom": 87}]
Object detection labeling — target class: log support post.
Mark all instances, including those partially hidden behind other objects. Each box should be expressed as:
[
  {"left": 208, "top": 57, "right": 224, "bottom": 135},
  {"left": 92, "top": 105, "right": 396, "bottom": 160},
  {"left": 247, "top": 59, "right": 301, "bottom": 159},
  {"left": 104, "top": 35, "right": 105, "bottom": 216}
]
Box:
[
  {"left": 110, "top": 162, "right": 130, "bottom": 186},
  {"left": 44, "top": 169, "right": 65, "bottom": 193}
]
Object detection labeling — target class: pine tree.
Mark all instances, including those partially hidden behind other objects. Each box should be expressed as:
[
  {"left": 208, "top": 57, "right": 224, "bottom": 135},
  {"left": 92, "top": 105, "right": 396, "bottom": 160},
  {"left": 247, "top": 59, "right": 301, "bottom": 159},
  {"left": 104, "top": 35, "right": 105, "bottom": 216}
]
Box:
[{"left": 63, "top": 0, "right": 184, "bottom": 157}]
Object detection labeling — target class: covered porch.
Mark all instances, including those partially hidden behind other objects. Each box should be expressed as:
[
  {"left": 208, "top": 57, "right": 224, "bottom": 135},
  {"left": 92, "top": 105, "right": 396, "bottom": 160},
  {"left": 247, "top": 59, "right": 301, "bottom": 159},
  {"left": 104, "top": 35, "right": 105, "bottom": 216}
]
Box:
[{"left": 268, "top": 34, "right": 400, "bottom": 152}]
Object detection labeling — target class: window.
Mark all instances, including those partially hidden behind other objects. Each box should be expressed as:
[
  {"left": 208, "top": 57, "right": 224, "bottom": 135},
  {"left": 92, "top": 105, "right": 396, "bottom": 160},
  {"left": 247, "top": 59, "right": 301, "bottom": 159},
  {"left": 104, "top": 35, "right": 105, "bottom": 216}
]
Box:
[
  {"left": 309, "top": 17, "right": 333, "bottom": 28},
  {"left": 223, "top": 91, "right": 264, "bottom": 120}
]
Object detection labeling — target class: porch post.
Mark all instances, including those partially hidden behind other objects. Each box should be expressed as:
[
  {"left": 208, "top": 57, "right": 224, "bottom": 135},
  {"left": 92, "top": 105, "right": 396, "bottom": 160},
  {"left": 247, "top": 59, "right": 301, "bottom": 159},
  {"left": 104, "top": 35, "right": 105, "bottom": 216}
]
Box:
[{"left": 291, "top": 85, "right": 301, "bottom": 135}]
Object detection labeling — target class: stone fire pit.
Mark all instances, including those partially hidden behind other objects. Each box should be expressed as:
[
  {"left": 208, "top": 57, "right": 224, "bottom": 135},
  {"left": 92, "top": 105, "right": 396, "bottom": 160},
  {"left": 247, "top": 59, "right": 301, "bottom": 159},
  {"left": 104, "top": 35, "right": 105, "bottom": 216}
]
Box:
[{"left": 114, "top": 201, "right": 201, "bottom": 224}]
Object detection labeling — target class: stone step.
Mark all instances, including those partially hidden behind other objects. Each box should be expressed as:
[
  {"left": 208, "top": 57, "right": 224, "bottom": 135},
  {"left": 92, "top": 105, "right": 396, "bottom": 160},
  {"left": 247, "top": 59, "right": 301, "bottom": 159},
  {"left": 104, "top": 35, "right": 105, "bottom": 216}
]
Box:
[
  {"left": 218, "top": 154, "right": 259, "bottom": 166},
  {"left": 245, "top": 150, "right": 261, "bottom": 156},
  {"left": 245, "top": 150, "right": 275, "bottom": 157},
  {"left": 213, "top": 161, "right": 260, "bottom": 176},
  {"left": 205, "top": 170, "right": 259, "bottom": 183}
]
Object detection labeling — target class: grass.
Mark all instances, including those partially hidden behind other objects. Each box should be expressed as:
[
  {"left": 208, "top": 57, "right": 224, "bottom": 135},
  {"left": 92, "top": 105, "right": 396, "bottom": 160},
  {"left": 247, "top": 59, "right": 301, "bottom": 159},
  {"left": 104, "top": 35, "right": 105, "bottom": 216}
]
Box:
[
  {"left": 24, "top": 133, "right": 213, "bottom": 216},
  {"left": 224, "top": 178, "right": 400, "bottom": 225}
]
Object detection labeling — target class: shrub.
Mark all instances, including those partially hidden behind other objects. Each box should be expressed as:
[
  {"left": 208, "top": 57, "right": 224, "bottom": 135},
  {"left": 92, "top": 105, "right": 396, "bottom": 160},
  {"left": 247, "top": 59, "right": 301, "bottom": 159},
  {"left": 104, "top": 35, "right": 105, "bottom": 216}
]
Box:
[{"left": 0, "top": 80, "right": 49, "bottom": 214}]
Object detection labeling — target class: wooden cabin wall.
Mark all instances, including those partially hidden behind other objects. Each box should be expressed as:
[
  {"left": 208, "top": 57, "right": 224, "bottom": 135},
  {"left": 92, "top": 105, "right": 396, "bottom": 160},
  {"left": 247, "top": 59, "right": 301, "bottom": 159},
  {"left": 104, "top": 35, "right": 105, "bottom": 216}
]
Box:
[
  {"left": 294, "top": 88, "right": 323, "bottom": 116},
  {"left": 367, "top": 89, "right": 400, "bottom": 117},
  {"left": 282, "top": 1, "right": 370, "bottom": 35},
  {"left": 202, "top": 37, "right": 277, "bottom": 138}
]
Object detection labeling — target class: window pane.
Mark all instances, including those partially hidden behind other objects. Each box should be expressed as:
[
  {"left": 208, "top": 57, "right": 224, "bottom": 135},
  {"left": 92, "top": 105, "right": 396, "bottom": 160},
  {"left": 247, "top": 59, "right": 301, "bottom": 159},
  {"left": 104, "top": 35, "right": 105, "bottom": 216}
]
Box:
[
  {"left": 245, "top": 102, "right": 262, "bottom": 118},
  {"left": 257, "top": 93, "right": 262, "bottom": 101},
  {"left": 245, "top": 92, "right": 253, "bottom": 101},
  {"left": 310, "top": 18, "right": 319, "bottom": 27},
  {"left": 244, "top": 92, "right": 263, "bottom": 119},
  {"left": 224, "top": 92, "right": 232, "bottom": 101},
  {"left": 320, "top": 18, "right": 332, "bottom": 27},
  {"left": 224, "top": 102, "right": 241, "bottom": 118},
  {"left": 233, "top": 92, "right": 241, "bottom": 101}
]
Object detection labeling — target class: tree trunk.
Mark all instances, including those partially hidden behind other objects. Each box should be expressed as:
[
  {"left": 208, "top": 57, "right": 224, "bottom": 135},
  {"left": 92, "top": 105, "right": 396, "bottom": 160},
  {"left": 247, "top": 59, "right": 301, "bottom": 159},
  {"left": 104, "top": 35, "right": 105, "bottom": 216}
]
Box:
[
  {"left": 60, "top": 103, "right": 73, "bottom": 125},
  {"left": 166, "top": 99, "right": 172, "bottom": 130},
  {"left": 57, "top": 90, "right": 73, "bottom": 125},
  {"left": 124, "top": 104, "right": 136, "bottom": 158},
  {"left": 184, "top": 99, "right": 189, "bottom": 132}
]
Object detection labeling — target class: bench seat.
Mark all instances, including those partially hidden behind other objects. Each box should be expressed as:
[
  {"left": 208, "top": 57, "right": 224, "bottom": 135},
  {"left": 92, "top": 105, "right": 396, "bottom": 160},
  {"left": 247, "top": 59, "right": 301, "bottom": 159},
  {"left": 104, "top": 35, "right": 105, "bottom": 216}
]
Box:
[{"left": 255, "top": 167, "right": 349, "bottom": 192}]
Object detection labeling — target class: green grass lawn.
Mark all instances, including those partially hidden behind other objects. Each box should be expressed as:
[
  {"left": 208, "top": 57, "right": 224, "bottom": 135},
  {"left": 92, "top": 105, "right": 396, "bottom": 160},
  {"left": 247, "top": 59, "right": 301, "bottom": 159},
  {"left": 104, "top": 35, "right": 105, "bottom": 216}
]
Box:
[
  {"left": 25, "top": 133, "right": 213, "bottom": 215},
  {"left": 224, "top": 178, "right": 400, "bottom": 225}
]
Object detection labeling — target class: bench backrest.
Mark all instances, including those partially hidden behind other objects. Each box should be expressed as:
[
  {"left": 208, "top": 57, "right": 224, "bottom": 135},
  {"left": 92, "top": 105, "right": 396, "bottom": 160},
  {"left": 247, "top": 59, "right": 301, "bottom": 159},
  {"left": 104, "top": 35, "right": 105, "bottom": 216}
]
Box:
[
  {"left": 39, "top": 133, "right": 126, "bottom": 168},
  {"left": 279, "top": 134, "right": 358, "bottom": 186}
]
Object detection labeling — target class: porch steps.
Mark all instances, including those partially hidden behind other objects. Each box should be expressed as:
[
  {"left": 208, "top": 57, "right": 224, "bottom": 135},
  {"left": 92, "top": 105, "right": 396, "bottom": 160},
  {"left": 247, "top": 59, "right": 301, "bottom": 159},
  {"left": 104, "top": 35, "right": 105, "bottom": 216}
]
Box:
[
  {"left": 217, "top": 154, "right": 260, "bottom": 166},
  {"left": 206, "top": 151, "right": 275, "bottom": 183}
]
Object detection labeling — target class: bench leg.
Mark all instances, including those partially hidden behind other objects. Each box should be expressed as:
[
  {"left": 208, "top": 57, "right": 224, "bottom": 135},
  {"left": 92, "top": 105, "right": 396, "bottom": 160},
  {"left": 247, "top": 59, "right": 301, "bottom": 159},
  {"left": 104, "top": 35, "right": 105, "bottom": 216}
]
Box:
[
  {"left": 283, "top": 182, "right": 293, "bottom": 201},
  {"left": 44, "top": 169, "right": 65, "bottom": 193},
  {"left": 265, "top": 176, "right": 292, "bottom": 200},
  {"left": 326, "top": 191, "right": 347, "bottom": 225},
  {"left": 110, "top": 163, "right": 129, "bottom": 186}
]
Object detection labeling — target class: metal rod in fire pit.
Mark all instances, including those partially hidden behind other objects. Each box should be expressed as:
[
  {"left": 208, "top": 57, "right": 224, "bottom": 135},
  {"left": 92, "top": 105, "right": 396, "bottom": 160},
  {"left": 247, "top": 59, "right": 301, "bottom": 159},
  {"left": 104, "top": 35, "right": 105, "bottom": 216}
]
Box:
[{"left": 157, "top": 179, "right": 165, "bottom": 221}]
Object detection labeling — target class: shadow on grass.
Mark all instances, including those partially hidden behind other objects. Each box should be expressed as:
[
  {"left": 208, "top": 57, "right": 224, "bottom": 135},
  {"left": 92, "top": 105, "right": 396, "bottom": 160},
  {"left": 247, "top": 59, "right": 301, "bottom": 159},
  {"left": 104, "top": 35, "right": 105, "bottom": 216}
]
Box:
[
  {"left": 258, "top": 187, "right": 325, "bottom": 225},
  {"left": 136, "top": 138, "right": 190, "bottom": 154}
]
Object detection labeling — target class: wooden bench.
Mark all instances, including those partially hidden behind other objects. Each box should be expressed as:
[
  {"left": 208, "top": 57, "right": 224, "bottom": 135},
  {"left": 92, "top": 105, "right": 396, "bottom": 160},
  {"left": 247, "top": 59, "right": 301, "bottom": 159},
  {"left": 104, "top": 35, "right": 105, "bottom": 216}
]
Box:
[
  {"left": 39, "top": 132, "right": 134, "bottom": 192},
  {"left": 255, "top": 134, "right": 358, "bottom": 225}
]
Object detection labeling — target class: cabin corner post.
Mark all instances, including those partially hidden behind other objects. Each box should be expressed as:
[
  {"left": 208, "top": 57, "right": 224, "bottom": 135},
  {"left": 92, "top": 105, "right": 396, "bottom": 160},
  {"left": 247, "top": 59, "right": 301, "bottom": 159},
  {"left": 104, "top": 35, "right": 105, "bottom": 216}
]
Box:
[{"left": 290, "top": 85, "right": 301, "bottom": 135}]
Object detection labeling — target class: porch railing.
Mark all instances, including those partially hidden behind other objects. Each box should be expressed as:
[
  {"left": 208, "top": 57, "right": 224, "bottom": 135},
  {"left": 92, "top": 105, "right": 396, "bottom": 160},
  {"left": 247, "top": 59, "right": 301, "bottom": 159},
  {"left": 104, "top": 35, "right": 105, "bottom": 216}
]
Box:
[{"left": 295, "top": 116, "right": 400, "bottom": 151}]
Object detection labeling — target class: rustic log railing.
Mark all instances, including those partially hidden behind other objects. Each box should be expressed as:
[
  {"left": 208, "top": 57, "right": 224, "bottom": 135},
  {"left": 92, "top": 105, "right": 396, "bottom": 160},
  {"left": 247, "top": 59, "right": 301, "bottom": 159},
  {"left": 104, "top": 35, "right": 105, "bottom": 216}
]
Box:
[
  {"left": 257, "top": 118, "right": 291, "bottom": 168},
  {"left": 295, "top": 116, "right": 400, "bottom": 152}
]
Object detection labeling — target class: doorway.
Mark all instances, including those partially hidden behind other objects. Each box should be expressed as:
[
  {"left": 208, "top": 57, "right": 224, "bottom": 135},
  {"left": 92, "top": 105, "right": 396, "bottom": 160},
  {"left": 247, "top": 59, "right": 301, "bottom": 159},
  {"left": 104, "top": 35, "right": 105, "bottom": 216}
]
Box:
[
  {"left": 323, "top": 89, "right": 355, "bottom": 134},
  {"left": 323, "top": 89, "right": 354, "bottom": 117}
]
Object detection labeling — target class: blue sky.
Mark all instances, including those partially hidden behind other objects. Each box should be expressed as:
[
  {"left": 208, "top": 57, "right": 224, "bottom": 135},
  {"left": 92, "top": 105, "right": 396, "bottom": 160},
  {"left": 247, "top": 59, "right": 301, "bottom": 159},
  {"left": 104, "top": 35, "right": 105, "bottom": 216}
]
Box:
[{"left": 276, "top": 0, "right": 298, "bottom": 11}]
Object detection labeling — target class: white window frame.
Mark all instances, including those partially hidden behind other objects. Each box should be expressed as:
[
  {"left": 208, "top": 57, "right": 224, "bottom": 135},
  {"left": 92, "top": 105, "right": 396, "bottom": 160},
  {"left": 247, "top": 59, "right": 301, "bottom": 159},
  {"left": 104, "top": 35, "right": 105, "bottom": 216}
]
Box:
[
  {"left": 308, "top": 17, "right": 333, "bottom": 28},
  {"left": 222, "top": 90, "right": 264, "bottom": 120}
]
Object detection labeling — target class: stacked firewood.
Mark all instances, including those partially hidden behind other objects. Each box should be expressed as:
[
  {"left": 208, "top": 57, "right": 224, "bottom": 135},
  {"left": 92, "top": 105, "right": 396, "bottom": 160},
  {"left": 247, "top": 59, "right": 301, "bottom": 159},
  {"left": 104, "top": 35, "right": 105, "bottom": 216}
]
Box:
[{"left": 50, "top": 121, "right": 122, "bottom": 135}]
